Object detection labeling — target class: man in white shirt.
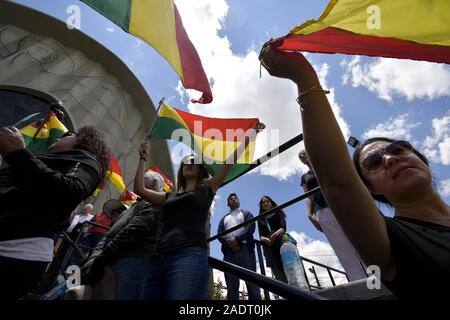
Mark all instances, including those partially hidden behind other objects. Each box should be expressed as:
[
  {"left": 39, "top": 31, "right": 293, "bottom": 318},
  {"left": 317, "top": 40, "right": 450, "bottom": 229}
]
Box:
[{"left": 217, "top": 193, "right": 261, "bottom": 300}]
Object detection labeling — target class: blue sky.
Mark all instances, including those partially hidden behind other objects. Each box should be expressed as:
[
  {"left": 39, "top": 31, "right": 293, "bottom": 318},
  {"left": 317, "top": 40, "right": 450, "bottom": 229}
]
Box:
[{"left": 13, "top": 0, "right": 450, "bottom": 284}]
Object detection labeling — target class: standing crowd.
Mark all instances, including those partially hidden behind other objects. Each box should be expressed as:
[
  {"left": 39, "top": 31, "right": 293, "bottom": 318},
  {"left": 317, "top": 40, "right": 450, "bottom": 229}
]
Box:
[{"left": 0, "top": 39, "right": 449, "bottom": 300}]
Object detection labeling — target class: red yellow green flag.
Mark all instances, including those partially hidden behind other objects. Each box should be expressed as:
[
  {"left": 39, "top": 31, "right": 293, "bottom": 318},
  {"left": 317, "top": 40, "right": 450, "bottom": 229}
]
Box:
[
  {"left": 92, "top": 180, "right": 105, "bottom": 198},
  {"left": 105, "top": 155, "right": 126, "bottom": 193},
  {"left": 93, "top": 155, "right": 126, "bottom": 196},
  {"left": 80, "top": 0, "right": 212, "bottom": 103},
  {"left": 275, "top": 0, "right": 450, "bottom": 64},
  {"left": 120, "top": 190, "right": 139, "bottom": 206},
  {"left": 147, "top": 165, "right": 174, "bottom": 192},
  {"left": 19, "top": 111, "right": 67, "bottom": 152},
  {"left": 149, "top": 103, "right": 259, "bottom": 183}
]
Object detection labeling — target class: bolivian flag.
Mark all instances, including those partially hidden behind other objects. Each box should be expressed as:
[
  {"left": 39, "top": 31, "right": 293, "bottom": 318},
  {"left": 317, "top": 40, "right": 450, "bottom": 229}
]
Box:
[
  {"left": 93, "top": 154, "right": 126, "bottom": 196},
  {"left": 20, "top": 111, "right": 67, "bottom": 153},
  {"left": 149, "top": 103, "right": 259, "bottom": 183},
  {"left": 276, "top": 0, "right": 450, "bottom": 64},
  {"left": 106, "top": 155, "right": 126, "bottom": 193},
  {"left": 81, "top": 0, "right": 212, "bottom": 103},
  {"left": 120, "top": 190, "right": 139, "bottom": 206}
]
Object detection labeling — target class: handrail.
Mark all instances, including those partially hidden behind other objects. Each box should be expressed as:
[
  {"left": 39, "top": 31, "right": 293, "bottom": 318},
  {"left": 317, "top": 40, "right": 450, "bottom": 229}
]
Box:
[
  {"left": 221, "top": 134, "right": 303, "bottom": 187},
  {"left": 208, "top": 187, "right": 321, "bottom": 242},
  {"left": 253, "top": 240, "right": 346, "bottom": 292},
  {"left": 208, "top": 256, "right": 325, "bottom": 300},
  {"left": 84, "top": 219, "right": 111, "bottom": 231},
  {"left": 301, "top": 256, "right": 347, "bottom": 275}
]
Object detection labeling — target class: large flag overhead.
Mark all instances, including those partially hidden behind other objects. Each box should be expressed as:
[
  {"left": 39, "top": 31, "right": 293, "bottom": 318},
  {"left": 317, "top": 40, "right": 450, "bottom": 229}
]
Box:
[
  {"left": 20, "top": 111, "right": 67, "bottom": 153},
  {"left": 81, "top": 0, "right": 212, "bottom": 103},
  {"left": 149, "top": 103, "right": 260, "bottom": 184},
  {"left": 275, "top": 0, "right": 450, "bottom": 64}
]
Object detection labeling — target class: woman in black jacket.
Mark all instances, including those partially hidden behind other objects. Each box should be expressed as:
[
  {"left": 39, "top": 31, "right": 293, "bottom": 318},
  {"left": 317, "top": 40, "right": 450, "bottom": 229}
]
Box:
[
  {"left": 258, "top": 195, "right": 288, "bottom": 283},
  {"left": 82, "top": 172, "right": 165, "bottom": 300},
  {"left": 0, "top": 126, "right": 109, "bottom": 299}
]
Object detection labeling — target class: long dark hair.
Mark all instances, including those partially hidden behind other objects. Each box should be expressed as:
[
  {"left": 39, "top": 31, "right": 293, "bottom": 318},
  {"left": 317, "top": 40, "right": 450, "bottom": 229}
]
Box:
[
  {"left": 73, "top": 126, "right": 110, "bottom": 175},
  {"left": 176, "top": 156, "right": 210, "bottom": 193},
  {"left": 258, "top": 195, "right": 287, "bottom": 220},
  {"left": 352, "top": 137, "right": 429, "bottom": 204}
]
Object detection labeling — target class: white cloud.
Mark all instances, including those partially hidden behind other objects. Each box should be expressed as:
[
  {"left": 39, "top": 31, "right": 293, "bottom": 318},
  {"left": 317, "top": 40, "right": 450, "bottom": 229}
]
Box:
[
  {"left": 341, "top": 57, "right": 450, "bottom": 101},
  {"left": 209, "top": 194, "right": 220, "bottom": 218},
  {"left": 174, "top": 0, "right": 350, "bottom": 181},
  {"left": 362, "top": 113, "right": 420, "bottom": 141},
  {"left": 439, "top": 179, "right": 450, "bottom": 198},
  {"left": 123, "top": 39, "right": 145, "bottom": 67},
  {"left": 422, "top": 111, "right": 450, "bottom": 165}
]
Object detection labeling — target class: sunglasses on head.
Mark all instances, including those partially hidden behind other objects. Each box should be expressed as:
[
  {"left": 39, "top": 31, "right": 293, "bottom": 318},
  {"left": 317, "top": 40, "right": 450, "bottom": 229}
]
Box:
[
  {"left": 182, "top": 155, "right": 200, "bottom": 165},
  {"left": 360, "top": 140, "right": 414, "bottom": 172}
]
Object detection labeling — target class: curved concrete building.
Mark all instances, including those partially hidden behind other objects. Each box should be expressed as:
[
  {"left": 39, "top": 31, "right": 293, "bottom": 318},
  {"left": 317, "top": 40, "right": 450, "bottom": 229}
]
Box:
[{"left": 0, "top": 1, "right": 174, "bottom": 210}]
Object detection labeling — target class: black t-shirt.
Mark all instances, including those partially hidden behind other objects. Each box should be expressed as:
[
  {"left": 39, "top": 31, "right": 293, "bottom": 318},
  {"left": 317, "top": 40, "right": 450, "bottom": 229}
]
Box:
[
  {"left": 157, "top": 186, "right": 214, "bottom": 254},
  {"left": 383, "top": 216, "right": 450, "bottom": 299},
  {"left": 300, "top": 170, "right": 327, "bottom": 212}
]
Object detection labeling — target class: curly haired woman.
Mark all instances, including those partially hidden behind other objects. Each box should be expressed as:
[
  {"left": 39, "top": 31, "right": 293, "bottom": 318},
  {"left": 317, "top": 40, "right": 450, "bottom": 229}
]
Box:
[{"left": 0, "top": 125, "right": 110, "bottom": 299}]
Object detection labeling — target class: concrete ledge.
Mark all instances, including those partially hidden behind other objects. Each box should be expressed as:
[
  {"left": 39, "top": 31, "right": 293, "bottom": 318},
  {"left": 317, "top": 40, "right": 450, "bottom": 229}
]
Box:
[{"left": 316, "top": 279, "right": 396, "bottom": 300}]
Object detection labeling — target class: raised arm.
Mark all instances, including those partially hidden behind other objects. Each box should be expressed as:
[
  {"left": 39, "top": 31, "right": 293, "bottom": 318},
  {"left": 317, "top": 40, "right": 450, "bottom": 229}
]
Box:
[
  {"left": 259, "top": 42, "right": 394, "bottom": 277},
  {"left": 0, "top": 127, "right": 100, "bottom": 211},
  {"left": 133, "top": 143, "right": 166, "bottom": 207}
]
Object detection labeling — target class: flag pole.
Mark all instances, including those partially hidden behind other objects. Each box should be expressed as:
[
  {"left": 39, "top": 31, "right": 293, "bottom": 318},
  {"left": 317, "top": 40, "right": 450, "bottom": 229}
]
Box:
[
  {"left": 31, "top": 109, "right": 52, "bottom": 140},
  {"left": 30, "top": 101, "right": 64, "bottom": 140},
  {"left": 220, "top": 133, "right": 304, "bottom": 187},
  {"left": 146, "top": 97, "right": 165, "bottom": 142}
]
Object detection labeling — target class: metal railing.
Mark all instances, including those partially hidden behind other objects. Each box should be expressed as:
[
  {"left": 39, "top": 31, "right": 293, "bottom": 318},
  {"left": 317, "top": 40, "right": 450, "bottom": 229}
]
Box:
[
  {"left": 208, "top": 257, "right": 325, "bottom": 300},
  {"left": 207, "top": 187, "right": 349, "bottom": 297},
  {"left": 36, "top": 220, "right": 111, "bottom": 295}
]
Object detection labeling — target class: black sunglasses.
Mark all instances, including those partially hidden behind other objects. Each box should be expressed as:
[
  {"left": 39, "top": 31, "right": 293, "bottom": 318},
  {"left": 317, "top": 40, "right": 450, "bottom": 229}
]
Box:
[{"left": 361, "top": 140, "right": 414, "bottom": 172}]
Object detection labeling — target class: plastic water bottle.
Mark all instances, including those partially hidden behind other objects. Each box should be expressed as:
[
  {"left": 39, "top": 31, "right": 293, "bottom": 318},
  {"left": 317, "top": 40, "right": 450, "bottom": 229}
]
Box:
[{"left": 280, "top": 234, "right": 310, "bottom": 291}]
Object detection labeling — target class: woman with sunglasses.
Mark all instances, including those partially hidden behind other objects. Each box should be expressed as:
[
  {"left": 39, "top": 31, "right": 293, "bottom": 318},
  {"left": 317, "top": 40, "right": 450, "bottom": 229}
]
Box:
[
  {"left": 0, "top": 126, "right": 110, "bottom": 299},
  {"left": 259, "top": 41, "right": 450, "bottom": 299},
  {"left": 133, "top": 123, "right": 264, "bottom": 300}
]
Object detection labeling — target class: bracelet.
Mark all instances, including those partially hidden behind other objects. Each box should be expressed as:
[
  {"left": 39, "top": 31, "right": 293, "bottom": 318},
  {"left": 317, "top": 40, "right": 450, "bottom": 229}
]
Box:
[
  {"left": 296, "top": 85, "right": 330, "bottom": 111},
  {"left": 140, "top": 157, "right": 147, "bottom": 161}
]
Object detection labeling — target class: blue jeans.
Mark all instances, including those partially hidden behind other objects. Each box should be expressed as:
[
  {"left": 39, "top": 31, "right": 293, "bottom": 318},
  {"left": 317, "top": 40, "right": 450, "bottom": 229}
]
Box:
[
  {"left": 109, "top": 257, "right": 154, "bottom": 300},
  {"left": 224, "top": 245, "right": 261, "bottom": 300},
  {"left": 142, "top": 246, "right": 209, "bottom": 300}
]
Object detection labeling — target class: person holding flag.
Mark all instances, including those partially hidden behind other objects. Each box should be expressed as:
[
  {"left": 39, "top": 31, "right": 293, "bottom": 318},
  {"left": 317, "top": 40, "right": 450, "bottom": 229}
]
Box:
[
  {"left": 133, "top": 113, "right": 264, "bottom": 300},
  {"left": 259, "top": 39, "right": 450, "bottom": 299},
  {"left": 0, "top": 125, "right": 110, "bottom": 300}
]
